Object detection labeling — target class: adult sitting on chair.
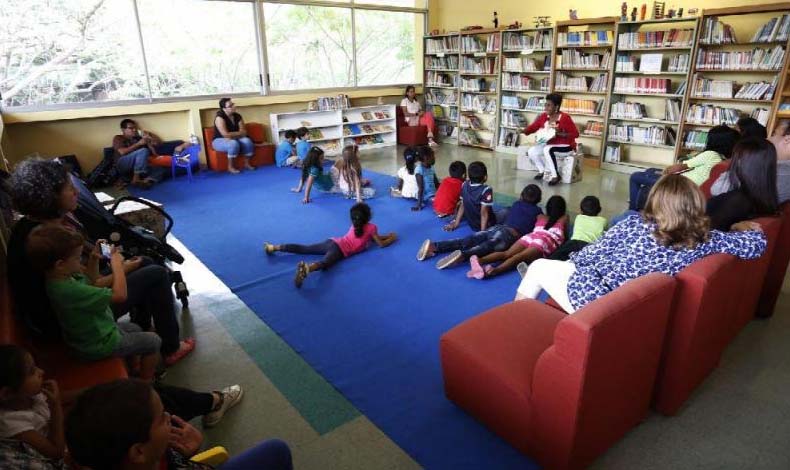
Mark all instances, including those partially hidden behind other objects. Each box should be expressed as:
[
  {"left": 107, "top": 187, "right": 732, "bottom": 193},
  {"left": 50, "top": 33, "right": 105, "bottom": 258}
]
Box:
[
  {"left": 400, "top": 85, "right": 438, "bottom": 147},
  {"left": 523, "top": 93, "right": 579, "bottom": 186},
  {"left": 213, "top": 97, "right": 255, "bottom": 174},
  {"left": 112, "top": 119, "right": 186, "bottom": 189}
]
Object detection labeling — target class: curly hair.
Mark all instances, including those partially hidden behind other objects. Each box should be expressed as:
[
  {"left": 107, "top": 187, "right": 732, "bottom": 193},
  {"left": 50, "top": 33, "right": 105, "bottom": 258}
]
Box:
[
  {"left": 10, "top": 158, "right": 71, "bottom": 219},
  {"left": 642, "top": 174, "right": 710, "bottom": 249}
]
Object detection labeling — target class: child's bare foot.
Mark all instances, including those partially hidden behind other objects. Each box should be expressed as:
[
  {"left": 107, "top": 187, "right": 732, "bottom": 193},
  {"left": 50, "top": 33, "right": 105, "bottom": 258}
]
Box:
[
  {"left": 294, "top": 261, "right": 309, "bottom": 288},
  {"left": 164, "top": 338, "right": 196, "bottom": 366},
  {"left": 417, "top": 239, "right": 435, "bottom": 261}
]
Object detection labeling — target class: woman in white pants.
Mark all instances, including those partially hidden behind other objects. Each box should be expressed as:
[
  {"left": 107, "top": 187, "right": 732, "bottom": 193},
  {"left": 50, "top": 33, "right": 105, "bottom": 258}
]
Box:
[{"left": 523, "top": 93, "right": 579, "bottom": 186}]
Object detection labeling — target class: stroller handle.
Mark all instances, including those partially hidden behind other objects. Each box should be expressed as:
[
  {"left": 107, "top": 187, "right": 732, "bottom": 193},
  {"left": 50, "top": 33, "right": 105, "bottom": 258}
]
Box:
[{"left": 109, "top": 196, "right": 174, "bottom": 240}]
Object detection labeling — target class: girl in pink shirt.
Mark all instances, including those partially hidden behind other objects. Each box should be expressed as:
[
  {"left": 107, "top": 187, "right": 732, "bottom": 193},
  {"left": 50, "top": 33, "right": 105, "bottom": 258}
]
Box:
[{"left": 264, "top": 203, "right": 397, "bottom": 288}]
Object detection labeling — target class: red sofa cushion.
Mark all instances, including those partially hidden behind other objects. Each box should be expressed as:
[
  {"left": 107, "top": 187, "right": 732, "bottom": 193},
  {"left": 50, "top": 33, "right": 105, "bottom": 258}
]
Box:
[
  {"left": 396, "top": 105, "right": 428, "bottom": 146},
  {"left": 758, "top": 202, "right": 790, "bottom": 317}
]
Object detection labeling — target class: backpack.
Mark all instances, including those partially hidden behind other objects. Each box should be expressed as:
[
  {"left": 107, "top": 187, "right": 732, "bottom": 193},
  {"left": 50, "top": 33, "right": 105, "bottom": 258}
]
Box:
[{"left": 86, "top": 155, "right": 119, "bottom": 188}]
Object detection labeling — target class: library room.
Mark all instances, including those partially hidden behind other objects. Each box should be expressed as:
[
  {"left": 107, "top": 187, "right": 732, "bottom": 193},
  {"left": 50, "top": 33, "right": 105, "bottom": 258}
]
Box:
[{"left": 2, "top": 0, "right": 790, "bottom": 469}]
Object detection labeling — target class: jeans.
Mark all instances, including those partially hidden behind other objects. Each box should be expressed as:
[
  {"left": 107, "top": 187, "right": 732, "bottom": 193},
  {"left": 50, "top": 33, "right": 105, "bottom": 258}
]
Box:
[
  {"left": 212, "top": 137, "right": 254, "bottom": 159},
  {"left": 281, "top": 240, "right": 345, "bottom": 270},
  {"left": 629, "top": 169, "right": 662, "bottom": 211},
  {"left": 528, "top": 144, "right": 573, "bottom": 179},
  {"left": 112, "top": 322, "right": 161, "bottom": 357},
  {"left": 155, "top": 384, "right": 214, "bottom": 421},
  {"left": 517, "top": 259, "right": 577, "bottom": 314},
  {"left": 434, "top": 225, "right": 519, "bottom": 259},
  {"left": 116, "top": 148, "right": 151, "bottom": 176},
  {"left": 222, "top": 439, "right": 293, "bottom": 470}
]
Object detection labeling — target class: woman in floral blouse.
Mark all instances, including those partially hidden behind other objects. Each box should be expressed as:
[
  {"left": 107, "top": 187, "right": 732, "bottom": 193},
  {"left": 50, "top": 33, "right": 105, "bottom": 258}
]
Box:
[{"left": 516, "top": 174, "right": 767, "bottom": 313}]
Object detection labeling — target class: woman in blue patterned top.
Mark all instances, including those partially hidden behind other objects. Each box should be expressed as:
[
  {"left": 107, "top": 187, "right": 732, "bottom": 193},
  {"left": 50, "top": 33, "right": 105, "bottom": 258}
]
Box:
[{"left": 516, "top": 174, "right": 767, "bottom": 313}]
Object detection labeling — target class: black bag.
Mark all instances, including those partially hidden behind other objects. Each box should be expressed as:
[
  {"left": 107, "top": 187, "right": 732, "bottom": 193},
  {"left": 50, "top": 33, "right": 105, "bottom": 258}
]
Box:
[
  {"left": 86, "top": 155, "right": 119, "bottom": 188},
  {"left": 53, "top": 154, "right": 83, "bottom": 178}
]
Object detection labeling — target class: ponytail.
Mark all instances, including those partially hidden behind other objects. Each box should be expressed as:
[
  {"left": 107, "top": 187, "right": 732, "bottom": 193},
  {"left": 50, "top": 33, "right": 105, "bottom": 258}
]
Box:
[{"left": 349, "top": 202, "right": 372, "bottom": 237}]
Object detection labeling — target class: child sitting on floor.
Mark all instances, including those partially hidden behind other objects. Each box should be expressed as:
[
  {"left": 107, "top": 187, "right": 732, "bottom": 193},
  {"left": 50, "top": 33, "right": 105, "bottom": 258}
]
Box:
[
  {"left": 412, "top": 147, "right": 441, "bottom": 211},
  {"left": 295, "top": 127, "right": 311, "bottom": 165},
  {"left": 0, "top": 345, "right": 65, "bottom": 464},
  {"left": 468, "top": 195, "right": 567, "bottom": 279},
  {"left": 442, "top": 161, "right": 495, "bottom": 233},
  {"left": 391, "top": 147, "right": 419, "bottom": 200},
  {"left": 433, "top": 161, "right": 466, "bottom": 218},
  {"left": 275, "top": 130, "right": 298, "bottom": 168},
  {"left": 547, "top": 195, "right": 607, "bottom": 262},
  {"left": 26, "top": 226, "right": 162, "bottom": 380},
  {"left": 332, "top": 145, "right": 375, "bottom": 202},
  {"left": 264, "top": 203, "right": 397, "bottom": 288},
  {"left": 292, "top": 147, "right": 334, "bottom": 204}
]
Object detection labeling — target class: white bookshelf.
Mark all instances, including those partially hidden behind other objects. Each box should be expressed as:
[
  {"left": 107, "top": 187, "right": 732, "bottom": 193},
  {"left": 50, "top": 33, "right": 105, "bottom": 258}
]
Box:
[
  {"left": 425, "top": 33, "right": 461, "bottom": 143},
  {"left": 270, "top": 105, "right": 396, "bottom": 156}
]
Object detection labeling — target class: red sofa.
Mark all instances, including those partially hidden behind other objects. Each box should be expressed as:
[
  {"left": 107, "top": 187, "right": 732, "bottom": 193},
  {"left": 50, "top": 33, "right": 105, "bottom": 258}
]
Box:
[
  {"left": 440, "top": 273, "right": 676, "bottom": 470},
  {"left": 757, "top": 202, "right": 790, "bottom": 318},
  {"left": 203, "top": 122, "right": 274, "bottom": 171},
  {"left": 396, "top": 105, "right": 428, "bottom": 146},
  {"left": 699, "top": 160, "right": 731, "bottom": 199}
]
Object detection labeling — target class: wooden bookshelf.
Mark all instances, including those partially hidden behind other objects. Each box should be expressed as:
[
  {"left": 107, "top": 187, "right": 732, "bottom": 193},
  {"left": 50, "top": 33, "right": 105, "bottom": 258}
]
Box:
[
  {"left": 496, "top": 26, "right": 555, "bottom": 155},
  {"left": 459, "top": 29, "right": 502, "bottom": 150},
  {"left": 551, "top": 17, "right": 617, "bottom": 162},
  {"left": 678, "top": 4, "right": 790, "bottom": 157},
  {"left": 602, "top": 16, "right": 699, "bottom": 174},
  {"left": 424, "top": 33, "right": 461, "bottom": 144}
]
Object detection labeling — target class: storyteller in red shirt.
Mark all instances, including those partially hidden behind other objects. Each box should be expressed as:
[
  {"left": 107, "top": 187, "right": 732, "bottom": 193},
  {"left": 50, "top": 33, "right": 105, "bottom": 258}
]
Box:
[{"left": 523, "top": 93, "right": 579, "bottom": 186}]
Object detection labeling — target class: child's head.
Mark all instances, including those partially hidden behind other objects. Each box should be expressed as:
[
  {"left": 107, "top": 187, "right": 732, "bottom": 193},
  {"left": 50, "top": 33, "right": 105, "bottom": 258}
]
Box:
[
  {"left": 296, "top": 127, "right": 309, "bottom": 140},
  {"left": 449, "top": 161, "right": 466, "bottom": 180},
  {"left": 544, "top": 195, "right": 567, "bottom": 229},
  {"left": 403, "top": 147, "right": 419, "bottom": 174},
  {"left": 350, "top": 202, "right": 372, "bottom": 237},
  {"left": 520, "top": 184, "right": 542, "bottom": 204},
  {"left": 735, "top": 117, "right": 767, "bottom": 140},
  {"left": 0, "top": 345, "right": 44, "bottom": 403},
  {"left": 340, "top": 145, "right": 362, "bottom": 182},
  {"left": 300, "top": 146, "right": 325, "bottom": 182},
  {"left": 643, "top": 174, "right": 709, "bottom": 249},
  {"left": 467, "top": 161, "right": 488, "bottom": 184},
  {"left": 11, "top": 158, "right": 78, "bottom": 219},
  {"left": 284, "top": 130, "right": 297, "bottom": 143},
  {"left": 418, "top": 146, "right": 435, "bottom": 167},
  {"left": 26, "top": 225, "right": 84, "bottom": 276},
  {"left": 579, "top": 195, "right": 602, "bottom": 216},
  {"left": 66, "top": 379, "right": 171, "bottom": 470},
  {"left": 705, "top": 125, "right": 740, "bottom": 159}
]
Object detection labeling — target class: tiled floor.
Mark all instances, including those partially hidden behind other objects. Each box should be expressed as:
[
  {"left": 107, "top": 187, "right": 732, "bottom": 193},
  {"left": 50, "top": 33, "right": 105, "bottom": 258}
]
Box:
[{"left": 164, "top": 143, "right": 789, "bottom": 469}]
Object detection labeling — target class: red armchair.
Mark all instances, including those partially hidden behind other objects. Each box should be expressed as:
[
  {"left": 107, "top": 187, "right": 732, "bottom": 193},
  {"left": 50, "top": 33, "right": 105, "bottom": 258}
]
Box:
[
  {"left": 440, "top": 273, "right": 676, "bottom": 470},
  {"left": 396, "top": 105, "right": 428, "bottom": 146},
  {"left": 203, "top": 122, "right": 274, "bottom": 172},
  {"left": 757, "top": 202, "right": 790, "bottom": 318}
]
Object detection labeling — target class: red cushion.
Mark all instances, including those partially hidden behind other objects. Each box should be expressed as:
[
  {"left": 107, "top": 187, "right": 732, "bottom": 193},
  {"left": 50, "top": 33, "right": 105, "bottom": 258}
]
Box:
[
  {"left": 396, "top": 106, "right": 428, "bottom": 146},
  {"left": 758, "top": 202, "right": 790, "bottom": 317},
  {"left": 245, "top": 122, "right": 267, "bottom": 144},
  {"left": 147, "top": 155, "right": 173, "bottom": 168}
]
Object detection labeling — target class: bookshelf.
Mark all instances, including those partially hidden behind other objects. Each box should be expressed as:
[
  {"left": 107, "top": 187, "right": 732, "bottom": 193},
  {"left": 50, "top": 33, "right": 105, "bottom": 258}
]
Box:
[
  {"left": 551, "top": 17, "right": 617, "bottom": 165},
  {"left": 459, "top": 28, "right": 502, "bottom": 150},
  {"left": 679, "top": 4, "right": 790, "bottom": 157},
  {"left": 495, "top": 26, "right": 555, "bottom": 155},
  {"left": 424, "top": 33, "right": 461, "bottom": 144},
  {"left": 602, "top": 16, "right": 698, "bottom": 173}
]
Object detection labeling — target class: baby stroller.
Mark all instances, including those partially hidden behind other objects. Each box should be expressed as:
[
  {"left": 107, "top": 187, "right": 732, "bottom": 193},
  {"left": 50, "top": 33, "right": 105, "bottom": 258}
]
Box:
[{"left": 70, "top": 174, "right": 191, "bottom": 307}]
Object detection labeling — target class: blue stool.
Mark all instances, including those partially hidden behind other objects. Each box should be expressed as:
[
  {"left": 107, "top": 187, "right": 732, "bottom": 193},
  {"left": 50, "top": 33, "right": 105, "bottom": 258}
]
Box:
[{"left": 172, "top": 145, "right": 200, "bottom": 182}]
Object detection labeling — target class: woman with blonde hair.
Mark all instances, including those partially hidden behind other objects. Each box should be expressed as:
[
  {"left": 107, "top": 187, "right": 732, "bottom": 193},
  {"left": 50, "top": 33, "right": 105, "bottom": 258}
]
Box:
[
  {"left": 332, "top": 145, "right": 375, "bottom": 202},
  {"left": 515, "top": 174, "right": 768, "bottom": 313}
]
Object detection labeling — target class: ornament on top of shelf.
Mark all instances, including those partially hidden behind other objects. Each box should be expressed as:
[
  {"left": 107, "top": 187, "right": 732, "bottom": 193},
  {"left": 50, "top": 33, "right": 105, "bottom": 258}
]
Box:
[
  {"left": 569, "top": 9, "right": 578, "bottom": 20},
  {"left": 621, "top": 2, "right": 628, "bottom": 21},
  {"left": 493, "top": 11, "right": 499, "bottom": 29},
  {"left": 631, "top": 7, "right": 638, "bottom": 21},
  {"left": 687, "top": 7, "right": 698, "bottom": 16},
  {"left": 653, "top": 1, "right": 666, "bottom": 19},
  {"left": 667, "top": 5, "right": 676, "bottom": 18},
  {"left": 307, "top": 101, "right": 318, "bottom": 112},
  {"left": 506, "top": 21, "right": 523, "bottom": 30},
  {"left": 677, "top": 8, "right": 684, "bottom": 17},
  {"left": 640, "top": 3, "right": 647, "bottom": 20},
  {"left": 430, "top": 29, "right": 440, "bottom": 36},
  {"left": 533, "top": 16, "right": 551, "bottom": 28},
  {"left": 461, "top": 25, "right": 484, "bottom": 31}
]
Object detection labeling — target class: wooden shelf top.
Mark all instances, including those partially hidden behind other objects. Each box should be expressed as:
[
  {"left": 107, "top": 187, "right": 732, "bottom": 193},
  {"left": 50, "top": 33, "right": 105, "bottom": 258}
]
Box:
[
  {"left": 617, "top": 16, "right": 700, "bottom": 25},
  {"left": 554, "top": 89, "right": 608, "bottom": 95},
  {"left": 610, "top": 117, "right": 680, "bottom": 125},
  {"left": 607, "top": 139, "right": 675, "bottom": 150},
  {"left": 501, "top": 88, "right": 547, "bottom": 93},
  {"left": 556, "top": 68, "right": 610, "bottom": 72},
  {"left": 424, "top": 33, "right": 460, "bottom": 38},
  {"left": 503, "top": 26, "right": 555, "bottom": 33},
  {"left": 459, "top": 27, "right": 503, "bottom": 35},
  {"left": 617, "top": 46, "right": 694, "bottom": 51},
  {"left": 688, "top": 96, "right": 774, "bottom": 104},
  {"left": 702, "top": 4, "right": 790, "bottom": 17},
  {"left": 556, "top": 44, "right": 614, "bottom": 49},
  {"left": 694, "top": 68, "right": 782, "bottom": 74},
  {"left": 557, "top": 16, "right": 618, "bottom": 27}
]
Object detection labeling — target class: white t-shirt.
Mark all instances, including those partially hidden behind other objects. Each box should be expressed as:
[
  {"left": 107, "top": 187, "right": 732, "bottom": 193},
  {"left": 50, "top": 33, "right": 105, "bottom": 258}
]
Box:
[
  {"left": 0, "top": 393, "right": 50, "bottom": 438},
  {"left": 397, "top": 166, "right": 419, "bottom": 198},
  {"left": 400, "top": 98, "right": 421, "bottom": 126}
]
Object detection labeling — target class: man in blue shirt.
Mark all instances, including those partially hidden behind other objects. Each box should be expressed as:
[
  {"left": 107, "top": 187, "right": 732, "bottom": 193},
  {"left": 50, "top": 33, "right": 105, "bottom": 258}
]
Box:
[{"left": 275, "top": 130, "right": 297, "bottom": 167}]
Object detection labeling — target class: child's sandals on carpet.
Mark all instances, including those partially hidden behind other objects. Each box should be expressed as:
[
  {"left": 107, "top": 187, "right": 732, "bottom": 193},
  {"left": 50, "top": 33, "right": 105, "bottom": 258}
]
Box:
[
  {"left": 164, "top": 338, "right": 196, "bottom": 366},
  {"left": 295, "top": 261, "right": 309, "bottom": 288}
]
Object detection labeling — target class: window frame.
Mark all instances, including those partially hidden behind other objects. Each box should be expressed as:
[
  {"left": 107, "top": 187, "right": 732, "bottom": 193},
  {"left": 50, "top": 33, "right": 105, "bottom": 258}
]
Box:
[{"left": 0, "top": 0, "right": 428, "bottom": 112}]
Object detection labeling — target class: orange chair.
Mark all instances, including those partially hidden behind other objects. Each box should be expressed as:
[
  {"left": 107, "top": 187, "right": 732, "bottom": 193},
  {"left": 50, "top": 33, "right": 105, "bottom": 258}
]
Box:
[{"left": 203, "top": 123, "right": 274, "bottom": 171}]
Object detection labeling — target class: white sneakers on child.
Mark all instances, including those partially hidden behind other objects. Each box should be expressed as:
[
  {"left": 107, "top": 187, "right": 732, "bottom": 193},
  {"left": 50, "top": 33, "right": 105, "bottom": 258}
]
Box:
[{"left": 202, "top": 384, "right": 244, "bottom": 428}]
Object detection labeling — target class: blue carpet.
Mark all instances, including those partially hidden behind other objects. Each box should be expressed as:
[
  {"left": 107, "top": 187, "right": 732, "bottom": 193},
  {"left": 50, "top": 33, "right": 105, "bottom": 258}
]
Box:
[{"left": 136, "top": 168, "right": 539, "bottom": 470}]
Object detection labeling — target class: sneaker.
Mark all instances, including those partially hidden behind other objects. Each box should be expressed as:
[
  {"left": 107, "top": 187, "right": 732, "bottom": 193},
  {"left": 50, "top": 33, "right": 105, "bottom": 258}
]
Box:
[
  {"left": 436, "top": 250, "right": 463, "bottom": 270},
  {"left": 263, "top": 242, "right": 275, "bottom": 255},
  {"left": 533, "top": 173, "right": 544, "bottom": 180},
  {"left": 548, "top": 177, "right": 561, "bottom": 186},
  {"left": 428, "top": 139, "right": 439, "bottom": 147},
  {"left": 417, "top": 239, "right": 434, "bottom": 261},
  {"left": 517, "top": 261, "right": 529, "bottom": 279},
  {"left": 164, "top": 338, "right": 196, "bottom": 366},
  {"left": 202, "top": 384, "right": 244, "bottom": 428},
  {"left": 294, "top": 261, "right": 308, "bottom": 288}
]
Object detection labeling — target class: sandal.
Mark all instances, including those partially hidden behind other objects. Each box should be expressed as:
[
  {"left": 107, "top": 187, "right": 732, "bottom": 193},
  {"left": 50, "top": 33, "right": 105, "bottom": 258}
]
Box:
[
  {"left": 164, "top": 338, "right": 196, "bottom": 366},
  {"left": 294, "top": 261, "right": 309, "bottom": 288}
]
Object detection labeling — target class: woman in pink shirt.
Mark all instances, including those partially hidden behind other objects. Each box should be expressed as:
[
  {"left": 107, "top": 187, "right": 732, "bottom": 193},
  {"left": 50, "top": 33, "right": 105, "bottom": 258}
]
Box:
[{"left": 264, "top": 203, "right": 397, "bottom": 288}]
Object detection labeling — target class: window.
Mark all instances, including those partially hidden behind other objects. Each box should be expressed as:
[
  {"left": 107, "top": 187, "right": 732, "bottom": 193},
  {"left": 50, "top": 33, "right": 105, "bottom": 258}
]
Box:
[
  {"left": 1, "top": 0, "right": 148, "bottom": 108},
  {"left": 355, "top": 0, "right": 426, "bottom": 7},
  {"left": 137, "top": 0, "right": 261, "bottom": 98},
  {"left": 263, "top": 4, "right": 354, "bottom": 90},
  {"left": 354, "top": 10, "right": 423, "bottom": 86}
]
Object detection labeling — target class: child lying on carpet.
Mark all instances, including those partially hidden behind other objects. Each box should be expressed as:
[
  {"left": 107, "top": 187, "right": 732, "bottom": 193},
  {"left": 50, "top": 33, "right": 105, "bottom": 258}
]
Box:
[{"left": 264, "top": 203, "right": 397, "bottom": 288}]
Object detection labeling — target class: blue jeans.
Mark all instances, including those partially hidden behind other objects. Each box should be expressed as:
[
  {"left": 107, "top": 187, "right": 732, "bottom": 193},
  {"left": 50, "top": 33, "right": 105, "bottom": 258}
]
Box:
[
  {"left": 222, "top": 439, "right": 293, "bottom": 470},
  {"left": 434, "top": 225, "right": 519, "bottom": 259},
  {"left": 212, "top": 137, "right": 254, "bottom": 159},
  {"left": 629, "top": 168, "right": 662, "bottom": 211},
  {"left": 112, "top": 322, "right": 161, "bottom": 358},
  {"left": 116, "top": 148, "right": 151, "bottom": 176}
]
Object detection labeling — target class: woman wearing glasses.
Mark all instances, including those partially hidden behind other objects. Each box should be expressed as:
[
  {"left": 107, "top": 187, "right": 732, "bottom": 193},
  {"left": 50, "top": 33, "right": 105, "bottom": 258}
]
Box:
[{"left": 214, "top": 97, "right": 256, "bottom": 174}]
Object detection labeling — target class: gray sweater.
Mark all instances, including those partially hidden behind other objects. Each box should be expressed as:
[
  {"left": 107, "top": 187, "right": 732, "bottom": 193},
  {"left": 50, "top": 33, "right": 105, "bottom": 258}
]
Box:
[{"left": 710, "top": 160, "right": 790, "bottom": 204}]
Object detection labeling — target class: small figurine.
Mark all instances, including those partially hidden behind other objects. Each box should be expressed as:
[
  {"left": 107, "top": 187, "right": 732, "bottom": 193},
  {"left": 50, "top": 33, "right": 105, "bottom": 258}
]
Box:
[
  {"left": 677, "top": 7, "right": 684, "bottom": 17},
  {"left": 507, "top": 21, "right": 522, "bottom": 30},
  {"left": 569, "top": 9, "right": 578, "bottom": 20},
  {"left": 640, "top": 3, "right": 647, "bottom": 20},
  {"left": 667, "top": 5, "right": 676, "bottom": 18},
  {"left": 493, "top": 11, "right": 499, "bottom": 29},
  {"left": 688, "top": 7, "right": 698, "bottom": 16},
  {"left": 631, "top": 7, "right": 638, "bottom": 21},
  {"left": 621, "top": 2, "right": 628, "bottom": 21},
  {"left": 653, "top": 1, "right": 666, "bottom": 19}
]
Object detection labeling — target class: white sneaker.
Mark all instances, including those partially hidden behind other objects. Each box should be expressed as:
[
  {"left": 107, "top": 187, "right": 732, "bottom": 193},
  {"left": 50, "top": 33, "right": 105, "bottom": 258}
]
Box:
[
  {"left": 517, "top": 262, "right": 529, "bottom": 279},
  {"left": 436, "top": 250, "right": 463, "bottom": 270},
  {"left": 417, "top": 239, "right": 433, "bottom": 261},
  {"left": 202, "top": 385, "right": 244, "bottom": 428}
]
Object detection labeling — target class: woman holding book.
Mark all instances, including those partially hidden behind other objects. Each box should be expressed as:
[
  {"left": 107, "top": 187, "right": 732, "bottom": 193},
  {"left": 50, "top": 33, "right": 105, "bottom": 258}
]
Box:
[
  {"left": 523, "top": 93, "right": 579, "bottom": 186},
  {"left": 401, "top": 85, "right": 438, "bottom": 147}
]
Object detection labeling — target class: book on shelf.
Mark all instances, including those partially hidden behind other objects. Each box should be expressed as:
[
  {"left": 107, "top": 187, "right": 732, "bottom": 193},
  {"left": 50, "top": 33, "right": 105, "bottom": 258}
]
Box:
[
  {"left": 319, "top": 140, "right": 341, "bottom": 153},
  {"left": 437, "top": 123, "right": 457, "bottom": 140},
  {"left": 372, "top": 124, "right": 394, "bottom": 132},
  {"left": 608, "top": 124, "right": 676, "bottom": 146},
  {"left": 668, "top": 54, "right": 690, "bottom": 72},
  {"left": 665, "top": 99, "right": 681, "bottom": 122},
  {"left": 695, "top": 46, "right": 785, "bottom": 71},
  {"left": 307, "top": 128, "right": 324, "bottom": 139},
  {"left": 502, "top": 56, "right": 551, "bottom": 72},
  {"left": 751, "top": 108, "right": 770, "bottom": 126},
  {"left": 503, "top": 30, "right": 553, "bottom": 50},
  {"left": 462, "top": 94, "right": 497, "bottom": 113},
  {"left": 563, "top": 98, "right": 603, "bottom": 115},
  {"left": 750, "top": 14, "right": 790, "bottom": 43},
  {"left": 616, "top": 53, "right": 689, "bottom": 73},
  {"left": 582, "top": 120, "right": 603, "bottom": 136},
  {"left": 691, "top": 76, "right": 777, "bottom": 100},
  {"left": 604, "top": 144, "right": 621, "bottom": 163},
  {"left": 558, "top": 50, "right": 611, "bottom": 69},
  {"left": 613, "top": 76, "right": 672, "bottom": 94},
  {"left": 461, "top": 33, "right": 500, "bottom": 53},
  {"left": 426, "top": 71, "right": 456, "bottom": 87},
  {"left": 683, "top": 129, "right": 709, "bottom": 150},
  {"left": 554, "top": 72, "right": 608, "bottom": 92},
  {"left": 361, "top": 112, "right": 374, "bottom": 120},
  {"left": 460, "top": 77, "right": 498, "bottom": 92},
  {"left": 360, "top": 124, "right": 375, "bottom": 134},
  {"left": 460, "top": 113, "right": 487, "bottom": 130},
  {"left": 616, "top": 54, "right": 639, "bottom": 72},
  {"left": 426, "top": 90, "right": 458, "bottom": 106},
  {"left": 610, "top": 101, "right": 649, "bottom": 119},
  {"left": 700, "top": 17, "right": 737, "bottom": 45},
  {"left": 498, "top": 128, "right": 522, "bottom": 147},
  {"left": 353, "top": 134, "right": 385, "bottom": 146},
  {"left": 501, "top": 73, "right": 549, "bottom": 92},
  {"left": 617, "top": 29, "right": 695, "bottom": 49},
  {"left": 373, "top": 111, "right": 390, "bottom": 119},
  {"left": 557, "top": 31, "right": 614, "bottom": 47},
  {"left": 426, "top": 56, "right": 460, "bottom": 70},
  {"left": 685, "top": 104, "right": 741, "bottom": 125},
  {"left": 343, "top": 124, "right": 361, "bottom": 136},
  {"left": 459, "top": 129, "right": 483, "bottom": 145},
  {"left": 426, "top": 36, "right": 459, "bottom": 54},
  {"left": 461, "top": 56, "right": 498, "bottom": 74},
  {"left": 501, "top": 109, "right": 529, "bottom": 127},
  {"left": 639, "top": 53, "right": 663, "bottom": 73},
  {"left": 317, "top": 95, "right": 350, "bottom": 111}
]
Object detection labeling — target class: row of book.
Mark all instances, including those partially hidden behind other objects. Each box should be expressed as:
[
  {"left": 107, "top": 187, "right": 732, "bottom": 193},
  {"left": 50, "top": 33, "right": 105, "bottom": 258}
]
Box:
[
  {"left": 664, "top": 99, "right": 682, "bottom": 122},
  {"left": 359, "top": 111, "right": 391, "bottom": 120},
  {"left": 734, "top": 78, "right": 778, "bottom": 100},
  {"left": 583, "top": 120, "right": 604, "bottom": 136},
  {"left": 609, "top": 99, "right": 681, "bottom": 122},
  {"left": 700, "top": 17, "right": 737, "bottom": 45},
  {"left": 461, "top": 95, "right": 497, "bottom": 113},
  {"left": 557, "top": 31, "right": 614, "bottom": 47},
  {"left": 501, "top": 73, "right": 549, "bottom": 92},
  {"left": 502, "top": 95, "right": 544, "bottom": 111},
  {"left": 608, "top": 124, "right": 676, "bottom": 146},
  {"left": 558, "top": 50, "right": 611, "bottom": 69},
  {"left": 425, "top": 90, "right": 458, "bottom": 106},
  {"left": 459, "top": 129, "right": 491, "bottom": 147},
  {"left": 426, "top": 56, "right": 459, "bottom": 70},
  {"left": 342, "top": 124, "right": 394, "bottom": 136},
  {"left": 691, "top": 76, "right": 777, "bottom": 100},
  {"left": 667, "top": 54, "right": 691, "bottom": 73},
  {"left": 426, "top": 36, "right": 459, "bottom": 54},
  {"left": 563, "top": 98, "right": 604, "bottom": 115},
  {"left": 613, "top": 77, "right": 679, "bottom": 94},
  {"left": 461, "top": 34, "right": 500, "bottom": 53},
  {"left": 750, "top": 14, "right": 790, "bottom": 43},
  {"left": 503, "top": 30, "right": 553, "bottom": 51},
  {"left": 460, "top": 77, "right": 497, "bottom": 92},
  {"left": 317, "top": 95, "right": 350, "bottom": 111},
  {"left": 437, "top": 124, "right": 458, "bottom": 140},
  {"left": 461, "top": 57, "right": 498, "bottom": 74},
  {"left": 617, "top": 29, "right": 695, "bottom": 49},
  {"left": 501, "top": 109, "right": 529, "bottom": 127},
  {"left": 695, "top": 46, "right": 785, "bottom": 71},
  {"left": 498, "top": 128, "right": 522, "bottom": 147},
  {"left": 615, "top": 53, "right": 690, "bottom": 73},
  {"left": 502, "top": 56, "right": 550, "bottom": 72},
  {"left": 751, "top": 107, "right": 770, "bottom": 126},
  {"left": 431, "top": 105, "right": 459, "bottom": 121},
  {"left": 683, "top": 130, "right": 709, "bottom": 149},
  {"left": 352, "top": 134, "right": 386, "bottom": 146},
  {"left": 425, "top": 71, "right": 456, "bottom": 88},
  {"left": 460, "top": 114, "right": 489, "bottom": 130},
  {"left": 555, "top": 73, "right": 608, "bottom": 93},
  {"left": 685, "top": 104, "right": 741, "bottom": 126},
  {"left": 604, "top": 144, "right": 622, "bottom": 162}
]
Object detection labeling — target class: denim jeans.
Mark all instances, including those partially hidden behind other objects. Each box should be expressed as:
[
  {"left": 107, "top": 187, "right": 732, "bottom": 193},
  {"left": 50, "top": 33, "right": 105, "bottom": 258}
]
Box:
[
  {"left": 434, "top": 225, "right": 519, "bottom": 259},
  {"left": 222, "top": 439, "right": 293, "bottom": 470},
  {"left": 629, "top": 168, "right": 662, "bottom": 211},
  {"left": 116, "top": 147, "right": 151, "bottom": 176},
  {"left": 112, "top": 322, "right": 161, "bottom": 357},
  {"left": 212, "top": 137, "right": 254, "bottom": 159}
]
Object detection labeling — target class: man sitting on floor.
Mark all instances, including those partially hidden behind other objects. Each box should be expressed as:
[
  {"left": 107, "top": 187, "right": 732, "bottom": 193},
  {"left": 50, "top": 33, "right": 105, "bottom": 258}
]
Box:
[{"left": 112, "top": 119, "right": 188, "bottom": 188}]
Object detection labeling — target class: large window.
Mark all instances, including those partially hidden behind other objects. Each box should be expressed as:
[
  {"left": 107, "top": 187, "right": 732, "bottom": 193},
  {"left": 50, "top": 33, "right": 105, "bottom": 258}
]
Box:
[{"left": 0, "top": 0, "right": 426, "bottom": 109}]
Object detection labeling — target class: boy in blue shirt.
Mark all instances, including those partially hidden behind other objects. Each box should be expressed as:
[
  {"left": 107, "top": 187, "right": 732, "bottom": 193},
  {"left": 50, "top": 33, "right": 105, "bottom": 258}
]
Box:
[
  {"left": 295, "top": 127, "right": 311, "bottom": 165},
  {"left": 275, "top": 130, "right": 298, "bottom": 167}
]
